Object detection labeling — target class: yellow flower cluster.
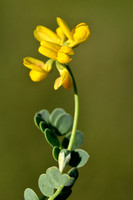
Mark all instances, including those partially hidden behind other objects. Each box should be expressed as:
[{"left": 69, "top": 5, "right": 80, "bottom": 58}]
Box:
[{"left": 23, "top": 17, "right": 90, "bottom": 90}]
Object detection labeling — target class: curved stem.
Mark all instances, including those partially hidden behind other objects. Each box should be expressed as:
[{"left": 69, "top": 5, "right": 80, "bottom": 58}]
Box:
[
  {"left": 66, "top": 64, "right": 79, "bottom": 151},
  {"left": 41, "top": 65, "right": 79, "bottom": 200},
  {"left": 48, "top": 185, "right": 64, "bottom": 200}
]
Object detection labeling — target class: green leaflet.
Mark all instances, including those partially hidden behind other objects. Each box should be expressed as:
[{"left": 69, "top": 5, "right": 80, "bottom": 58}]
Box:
[
  {"left": 34, "top": 109, "right": 50, "bottom": 128},
  {"left": 52, "top": 146, "right": 60, "bottom": 161},
  {"left": 34, "top": 108, "right": 74, "bottom": 149},
  {"left": 44, "top": 128, "right": 60, "bottom": 147},
  {"left": 54, "top": 113, "right": 73, "bottom": 135},
  {"left": 49, "top": 108, "right": 66, "bottom": 126},
  {"left": 24, "top": 188, "right": 39, "bottom": 200},
  {"left": 69, "top": 149, "right": 89, "bottom": 168},
  {"left": 38, "top": 166, "right": 75, "bottom": 197},
  {"left": 62, "top": 130, "right": 84, "bottom": 150}
]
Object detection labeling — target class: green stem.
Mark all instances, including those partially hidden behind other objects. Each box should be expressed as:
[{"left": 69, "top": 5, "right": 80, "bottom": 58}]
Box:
[
  {"left": 41, "top": 65, "right": 79, "bottom": 200},
  {"left": 48, "top": 185, "right": 64, "bottom": 200},
  {"left": 66, "top": 64, "right": 79, "bottom": 151}
]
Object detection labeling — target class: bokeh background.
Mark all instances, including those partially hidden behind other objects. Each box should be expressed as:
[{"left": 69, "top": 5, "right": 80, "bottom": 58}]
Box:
[{"left": 1, "top": 0, "right": 133, "bottom": 199}]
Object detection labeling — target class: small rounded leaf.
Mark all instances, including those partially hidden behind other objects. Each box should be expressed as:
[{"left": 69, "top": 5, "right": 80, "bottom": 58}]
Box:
[
  {"left": 46, "top": 167, "right": 62, "bottom": 189},
  {"left": 50, "top": 108, "right": 65, "bottom": 126},
  {"left": 44, "top": 129, "right": 60, "bottom": 147},
  {"left": 54, "top": 113, "right": 73, "bottom": 135},
  {"left": 52, "top": 146, "right": 61, "bottom": 161},
  {"left": 62, "top": 130, "right": 84, "bottom": 150},
  {"left": 55, "top": 188, "right": 72, "bottom": 200},
  {"left": 68, "top": 168, "right": 79, "bottom": 181},
  {"left": 61, "top": 174, "right": 75, "bottom": 187},
  {"left": 24, "top": 188, "right": 39, "bottom": 200},
  {"left": 69, "top": 149, "right": 89, "bottom": 168},
  {"left": 38, "top": 174, "right": 54, "bottom": 197},
  {"left": 34, "top": 109, "right": 50, "bottom": 129},
  {"left": 38, "top": 109, "right": 50, "bottom": 123}
]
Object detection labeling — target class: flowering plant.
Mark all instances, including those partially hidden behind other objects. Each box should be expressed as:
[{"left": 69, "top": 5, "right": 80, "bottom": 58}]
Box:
[{"left": 23, "top": 17, "right": 90, "bottom": 200}]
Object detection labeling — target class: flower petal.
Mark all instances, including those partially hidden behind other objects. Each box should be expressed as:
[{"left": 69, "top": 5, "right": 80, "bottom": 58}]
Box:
[
  {"left": 29, "top": 70, "right": 48, "bottom": 82},
  {"left": 23, "top": 57, "right": 46, "bottom": 72},
  {"left": 56, "top": 17, "right": 73, "bottom": 40},
  {"left": 54, "top": 77, "right": 62, "bottom": 90},
  {"left": 56, "top": 27, "right": 67, "bottom": 44},
  {"left": 54, "top": 65, "right": 73, "bottom": 90},
  {"left": 34, "top": 26, "right": 61, "bottom": 44},
  {"left": 57, "top": 52, "right": 72, "bottom": 64},
  {"left": 59, "top": 46, "right": 74, "bottom": 55},
  {"left": 41, "top": 41, "right": 60, "bottom": 52},
  {"left": 68, "top": 23, "right": 90, "bottom": 47},
  {"left": 38, "top": 46, "right": 57, "bottom": 60}
]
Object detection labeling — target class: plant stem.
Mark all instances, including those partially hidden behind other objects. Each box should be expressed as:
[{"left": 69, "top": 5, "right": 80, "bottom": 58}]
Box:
[
  {"left": 66, "top": 64, "right": 79, "bottom": 151},
  {"left": 42, "top": 65, "right": 79, "bottom": 200},
  {"left": 48, "top": 185, "right": 64, "bottom": 200}
]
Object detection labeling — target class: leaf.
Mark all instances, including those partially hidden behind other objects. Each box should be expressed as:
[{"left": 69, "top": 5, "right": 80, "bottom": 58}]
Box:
[
  {"left": 46, "top": 167, "right": 62, "bottom": 189},
  {"left": 54, "top": 188, "right": 72, "bottom": 200},
  {"left": 34, "top": 109, "right": 50, "bottom": 128},
  {"left": 50, "top": 108, "right": 65, "bottom": 126},
  {"left": 34, "top": 115, "right": 43, "bottom": 128},
  {"left": 68, "top": 168, "right": 79, "bottom": 181},
  {"left": 62, "top": 130, "right": 84, "bottom": 150},
  {"left": 52, "top": 146, "right": 60, "bottom": 161},
  {"left": 44, "top": 129, "right": 60, "bottom": 147},
  {"left": 61, "top": 174, "right": 75, "bottom": 187},
  {"left": 39, "top": 121, "right": 49, "bottom": 132},
  {"left": 54, "top": 113, "right": 73, "bottom": 135},
  {"left": 24, "top": 188, "right": 39, "bottom": 200},
  {"left": 69, "top": 149, "right": 89, "bottom": 168},
  {"left": 38, "top": 109, "right": 50, "bottom": 123},
  {"left": 38, "top": 174, "right": 54, "bottom": 197}
]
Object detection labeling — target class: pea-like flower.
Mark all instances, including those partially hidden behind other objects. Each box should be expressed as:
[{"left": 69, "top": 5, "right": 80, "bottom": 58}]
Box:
[
  {"left": 23, "top": 17, "right": 90, "bottom": 90},
  {"left": 23, "top": 57, "right": 53, "bottom": 82},
  {"left": 57, "top": 18, "right": 90, "bottom": 48},
  {"left": 54, "top": 62, "right": 73, "bottom": 90},
  {"left": 38, "top": 41, "right": 74, "bottom": 64}
]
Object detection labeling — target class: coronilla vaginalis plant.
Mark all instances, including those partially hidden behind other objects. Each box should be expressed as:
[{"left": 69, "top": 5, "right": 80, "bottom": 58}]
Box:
[{"left": 23, "top": 17, "right": 91, "bottom": 200}]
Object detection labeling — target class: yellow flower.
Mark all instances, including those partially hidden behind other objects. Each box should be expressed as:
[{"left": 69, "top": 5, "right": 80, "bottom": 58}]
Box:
[
  {"left": 34, "top": 25, "right": 66, "bottom": 45},
  {"left": 57, "top": 17, "right": 90, "bottom": 48},
  {"left": 38, "top": 40, "right": 74, "bottom": 64},
  {"left": 23, "top": 57, "right": 54, "bottom": 82},
  {"left": 23, "top": 17, "right": 90, "bottom": 90},
  {"left": 34, "top": 26, "right": 61, "bottom": 44},
  {"left": 54, "top": 62, "right": 73, "bottom": 90}
]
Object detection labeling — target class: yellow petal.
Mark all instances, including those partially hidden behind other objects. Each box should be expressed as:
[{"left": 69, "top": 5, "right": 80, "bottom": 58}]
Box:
[
  {"left": 68, "top": 23, "right": 90, "bottom": 47},
  {"left": 38, "top": 46, "right": 57, "bottom": 60},
  {"left": 54, "top": 67, "right": 73, "bottom": 90},
  {"left": 62, "top": 71, "right": 73, "bottom": 89},
  {"left": 29, "top": 70, "right": 48, "bottom": 82},
  {"left": 56, "top": 27, "right": 67, "bottom": 44},
  {"left": 54, "top": 77, "right": 63, "bottom": 90},
  {"left": 41, "top": 41, "right": 60, "bottom": 52},
  {"left": 59, "top": 46, "right": 74, "bottom": 55},
  {"left": 23, "top": 57, "right": 45, "bottom": 72},
  {"left": 57, "top": 52, "right": 72, "bottom": 64},
  {"left": 34, "top": 26, "right": 61, "bottom": 44},
  {"left": 44, "top": 59, "right": 54, "bottom": 72},
  {"left": 56, "top": 17, "right": 73, "bottom": 40}
]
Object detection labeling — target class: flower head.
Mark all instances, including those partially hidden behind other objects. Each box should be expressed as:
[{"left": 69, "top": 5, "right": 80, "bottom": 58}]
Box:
[
  {"left": 23, "top": 57, "right": 53, "bottom": 82},
  {"left": 38, "top": 41, "right": 74, "bottom": 64},
  {"left": 54, "top": 62, "right": 73, "bottom": 90},
  {"left": 23, "top": 17, "right": 90, "bottom": 90},
  {"left": 57, "top": 17, "right": 90, "bottom": 47}
]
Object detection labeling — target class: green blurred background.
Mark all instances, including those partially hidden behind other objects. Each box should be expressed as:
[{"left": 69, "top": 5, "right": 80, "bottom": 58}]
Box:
[{"left": 1, "top": 0, "right": 133, "bottom": 199}]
